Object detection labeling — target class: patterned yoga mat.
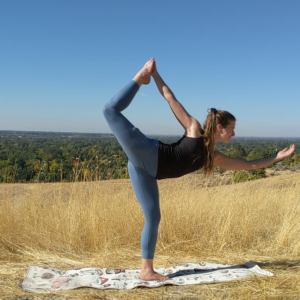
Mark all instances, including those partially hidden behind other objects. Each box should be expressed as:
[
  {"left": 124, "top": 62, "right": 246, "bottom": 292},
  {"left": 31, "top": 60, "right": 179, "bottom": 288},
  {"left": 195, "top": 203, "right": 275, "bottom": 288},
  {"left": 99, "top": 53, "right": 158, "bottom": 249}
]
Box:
[{"left": 19, "top": 261, "right": 273, "bottom": 292}]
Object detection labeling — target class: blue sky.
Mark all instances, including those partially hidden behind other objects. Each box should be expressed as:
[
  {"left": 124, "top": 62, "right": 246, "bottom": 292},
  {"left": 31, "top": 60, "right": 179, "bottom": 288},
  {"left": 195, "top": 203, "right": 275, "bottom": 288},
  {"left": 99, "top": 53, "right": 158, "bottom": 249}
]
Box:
[{"left": 0, "top": 0, "right": 299, "bottom": 137}]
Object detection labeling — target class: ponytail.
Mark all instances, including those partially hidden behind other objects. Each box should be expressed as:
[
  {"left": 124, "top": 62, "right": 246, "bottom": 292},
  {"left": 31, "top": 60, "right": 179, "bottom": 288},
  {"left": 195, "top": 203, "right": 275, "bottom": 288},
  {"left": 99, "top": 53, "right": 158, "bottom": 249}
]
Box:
[{"left": 202, "top": 108, "right": 235, "bottom": 175}]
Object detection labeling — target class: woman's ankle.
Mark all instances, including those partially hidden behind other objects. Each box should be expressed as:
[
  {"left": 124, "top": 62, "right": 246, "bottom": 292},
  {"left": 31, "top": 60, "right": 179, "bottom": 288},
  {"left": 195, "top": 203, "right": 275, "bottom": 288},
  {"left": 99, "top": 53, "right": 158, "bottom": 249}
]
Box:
[{"left": 132, "top": 76, "right": 143, "bottom": 87}]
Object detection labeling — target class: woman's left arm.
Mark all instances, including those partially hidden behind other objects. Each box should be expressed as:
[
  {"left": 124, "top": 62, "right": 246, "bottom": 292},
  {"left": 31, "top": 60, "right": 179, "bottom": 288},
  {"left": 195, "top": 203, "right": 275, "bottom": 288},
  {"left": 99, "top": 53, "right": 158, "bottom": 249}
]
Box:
[
  {"left": 214, "top": 144, "right": 295, "bottom": 170},
  {"left": 152, "top": 67, "right": 201, "bottom": 137}
]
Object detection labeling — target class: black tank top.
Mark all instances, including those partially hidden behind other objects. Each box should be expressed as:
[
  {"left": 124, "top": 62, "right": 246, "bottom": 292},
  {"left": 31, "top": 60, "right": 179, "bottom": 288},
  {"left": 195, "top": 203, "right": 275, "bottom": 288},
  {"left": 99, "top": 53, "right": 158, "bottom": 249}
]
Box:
[{"left": 156, "top": 135, "right": 206, "bottom": 180}]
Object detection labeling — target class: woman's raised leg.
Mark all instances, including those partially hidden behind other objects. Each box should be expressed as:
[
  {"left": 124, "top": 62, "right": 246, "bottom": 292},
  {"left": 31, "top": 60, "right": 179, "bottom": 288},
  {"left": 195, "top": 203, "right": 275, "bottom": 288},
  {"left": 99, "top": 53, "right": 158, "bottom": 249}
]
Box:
[{"left": 102, "top": 59, "right": 158, "bottom": 176}]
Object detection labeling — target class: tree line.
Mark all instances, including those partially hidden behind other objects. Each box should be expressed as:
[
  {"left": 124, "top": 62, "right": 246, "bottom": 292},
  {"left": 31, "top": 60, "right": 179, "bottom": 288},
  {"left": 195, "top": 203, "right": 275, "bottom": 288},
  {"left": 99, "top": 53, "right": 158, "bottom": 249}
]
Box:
[{"left": 0, "top": 131, "right": 299, "bottom": 184}]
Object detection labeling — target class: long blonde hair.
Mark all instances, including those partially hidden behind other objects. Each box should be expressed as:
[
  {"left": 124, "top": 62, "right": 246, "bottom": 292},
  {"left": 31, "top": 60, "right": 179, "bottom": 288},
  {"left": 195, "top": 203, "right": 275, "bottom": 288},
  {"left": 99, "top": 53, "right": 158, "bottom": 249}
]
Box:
[{"left": 201, "top": 108, "right": 236, "bottom": 175}]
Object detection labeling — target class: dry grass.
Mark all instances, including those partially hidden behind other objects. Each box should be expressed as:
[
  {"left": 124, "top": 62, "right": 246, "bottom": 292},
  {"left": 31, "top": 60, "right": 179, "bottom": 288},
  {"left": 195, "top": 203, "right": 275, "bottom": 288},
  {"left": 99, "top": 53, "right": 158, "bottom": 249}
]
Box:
[{"left": 1, "top": 171, "right": 300, "bottom": 299}]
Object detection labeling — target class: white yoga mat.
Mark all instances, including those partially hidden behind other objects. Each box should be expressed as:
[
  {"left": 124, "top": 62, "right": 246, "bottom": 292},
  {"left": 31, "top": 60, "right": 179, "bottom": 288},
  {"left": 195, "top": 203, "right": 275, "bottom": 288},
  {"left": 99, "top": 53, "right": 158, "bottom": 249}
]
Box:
[{"left": 19, "top": 261, "right": 273, "bottom": 292}]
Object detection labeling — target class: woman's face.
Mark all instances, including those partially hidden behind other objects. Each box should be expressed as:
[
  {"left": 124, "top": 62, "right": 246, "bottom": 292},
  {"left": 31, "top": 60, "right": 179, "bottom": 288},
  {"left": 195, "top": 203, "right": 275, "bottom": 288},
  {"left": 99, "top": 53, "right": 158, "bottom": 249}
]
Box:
[{"left": 217, "top": 120, "right": 235, "bottom": 143}]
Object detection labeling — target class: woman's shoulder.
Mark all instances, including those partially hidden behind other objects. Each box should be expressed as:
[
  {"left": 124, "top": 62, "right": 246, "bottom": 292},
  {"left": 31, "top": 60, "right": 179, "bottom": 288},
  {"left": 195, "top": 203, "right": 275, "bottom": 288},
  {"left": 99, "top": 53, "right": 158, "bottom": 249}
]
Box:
[{"left": 184, "top": 118, "right": 203, "bottom": 137}]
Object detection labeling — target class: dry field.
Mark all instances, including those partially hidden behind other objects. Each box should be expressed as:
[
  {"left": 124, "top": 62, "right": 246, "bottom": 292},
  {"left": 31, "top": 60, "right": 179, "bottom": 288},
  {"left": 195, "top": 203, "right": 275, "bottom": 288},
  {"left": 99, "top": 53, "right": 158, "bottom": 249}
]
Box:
[{"left": 0, "top": 171, "right": 300, "bottom": 300}]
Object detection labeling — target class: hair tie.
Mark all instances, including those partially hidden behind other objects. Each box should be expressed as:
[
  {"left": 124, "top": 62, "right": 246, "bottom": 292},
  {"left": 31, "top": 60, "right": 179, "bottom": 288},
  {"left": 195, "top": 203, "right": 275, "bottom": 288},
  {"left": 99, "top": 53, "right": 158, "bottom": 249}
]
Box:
[{"left": 211, "top": 108, "right": 217, "bottom": 115}]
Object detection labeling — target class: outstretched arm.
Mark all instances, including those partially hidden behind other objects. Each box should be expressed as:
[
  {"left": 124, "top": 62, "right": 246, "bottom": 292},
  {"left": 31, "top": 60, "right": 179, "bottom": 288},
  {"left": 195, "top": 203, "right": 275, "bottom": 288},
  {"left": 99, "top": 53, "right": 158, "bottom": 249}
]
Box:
[
  {"left": 214, "top": 144, "right": 295, "bottom": 170},
  {"left": 151, "top": 61, "right": 201, "bottom": 137}
]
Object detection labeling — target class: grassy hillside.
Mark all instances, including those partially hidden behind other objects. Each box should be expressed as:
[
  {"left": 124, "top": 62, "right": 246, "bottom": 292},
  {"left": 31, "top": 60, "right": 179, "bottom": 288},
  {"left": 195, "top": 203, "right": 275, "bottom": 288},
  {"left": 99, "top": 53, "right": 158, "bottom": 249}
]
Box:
[{"left": 1, "top": 171, "right": 300, "bottom": 299}]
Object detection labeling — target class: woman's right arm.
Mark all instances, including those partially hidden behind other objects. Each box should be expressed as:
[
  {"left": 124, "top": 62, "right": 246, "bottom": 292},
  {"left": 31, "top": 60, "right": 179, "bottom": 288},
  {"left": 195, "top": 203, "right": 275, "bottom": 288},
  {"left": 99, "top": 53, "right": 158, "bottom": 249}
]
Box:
[
  {"left": 214, "top": 145, "right": 295, "bottom": 170},
  {"left": 152, "top": 64, "right": 201, "bottom": 137}
]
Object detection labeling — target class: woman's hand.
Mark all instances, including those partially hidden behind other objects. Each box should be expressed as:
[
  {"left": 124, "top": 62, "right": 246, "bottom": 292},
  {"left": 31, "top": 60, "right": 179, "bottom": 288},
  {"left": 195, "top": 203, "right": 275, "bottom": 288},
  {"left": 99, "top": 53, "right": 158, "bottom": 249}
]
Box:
[{"left": 276, "top": 144, "right": 295, "bottom": 161}]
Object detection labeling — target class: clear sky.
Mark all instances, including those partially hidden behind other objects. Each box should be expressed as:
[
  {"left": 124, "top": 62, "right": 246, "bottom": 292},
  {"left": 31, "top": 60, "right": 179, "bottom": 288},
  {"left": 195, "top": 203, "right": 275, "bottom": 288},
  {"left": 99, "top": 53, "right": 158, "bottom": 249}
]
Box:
[{"left": 0, "top": 0, "right": 299, "bottom": 137}]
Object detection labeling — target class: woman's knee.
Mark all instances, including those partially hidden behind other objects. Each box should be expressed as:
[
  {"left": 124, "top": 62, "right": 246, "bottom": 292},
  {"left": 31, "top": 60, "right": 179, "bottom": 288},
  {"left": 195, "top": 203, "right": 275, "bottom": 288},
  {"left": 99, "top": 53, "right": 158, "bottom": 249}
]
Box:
[
  {"left": 102, "top": 102, "right": 112, "bottom": 120},
  {"left": 154, "top": 213, "right": 161, "bottom": 227},
  {"left": 146, "top": 210, "right": 161, "bottom": 228},
  {"left": 103, "top": 102, "right": 120, "bottom": 126}
]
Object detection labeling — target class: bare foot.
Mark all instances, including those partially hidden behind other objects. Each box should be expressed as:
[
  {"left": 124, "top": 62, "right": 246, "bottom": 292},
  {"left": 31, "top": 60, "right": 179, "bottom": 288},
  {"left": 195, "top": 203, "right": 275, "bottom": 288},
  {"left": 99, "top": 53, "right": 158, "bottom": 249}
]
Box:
[
  {"left": 132, "top": 58, "right": 155, "bottom": 86},
  {"left": 140, "top": 270, "right": 170, "bottom": 281}
]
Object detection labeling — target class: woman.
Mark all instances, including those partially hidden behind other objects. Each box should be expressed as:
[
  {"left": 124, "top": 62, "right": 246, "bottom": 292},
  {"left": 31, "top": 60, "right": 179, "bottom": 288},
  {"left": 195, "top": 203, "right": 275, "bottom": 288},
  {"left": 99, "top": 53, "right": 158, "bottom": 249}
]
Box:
[{"left": 103, "top": 58, "right": 295, "bottom": 281}]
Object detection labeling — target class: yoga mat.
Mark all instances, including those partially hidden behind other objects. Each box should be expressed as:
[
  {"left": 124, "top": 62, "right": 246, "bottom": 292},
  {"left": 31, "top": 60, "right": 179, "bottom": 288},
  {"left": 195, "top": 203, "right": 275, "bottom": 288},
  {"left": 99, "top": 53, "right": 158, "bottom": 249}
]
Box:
[{"left": 19, "top": 261, "right": 273, "bottom": 292}]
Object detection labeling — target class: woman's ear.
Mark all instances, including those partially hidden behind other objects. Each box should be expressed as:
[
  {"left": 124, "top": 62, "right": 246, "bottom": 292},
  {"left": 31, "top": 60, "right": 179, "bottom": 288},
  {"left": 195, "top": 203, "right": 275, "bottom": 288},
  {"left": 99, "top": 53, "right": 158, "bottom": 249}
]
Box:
[{"left": 216, "top": 123, "right": 223, "bottom": 132}]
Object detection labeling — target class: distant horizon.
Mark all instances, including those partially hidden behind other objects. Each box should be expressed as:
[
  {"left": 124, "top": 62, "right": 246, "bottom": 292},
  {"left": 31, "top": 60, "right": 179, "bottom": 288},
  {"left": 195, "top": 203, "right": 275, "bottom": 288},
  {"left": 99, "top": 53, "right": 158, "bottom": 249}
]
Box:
[{"left": 1, "top": 129, "right": 299, "bottom": 139}]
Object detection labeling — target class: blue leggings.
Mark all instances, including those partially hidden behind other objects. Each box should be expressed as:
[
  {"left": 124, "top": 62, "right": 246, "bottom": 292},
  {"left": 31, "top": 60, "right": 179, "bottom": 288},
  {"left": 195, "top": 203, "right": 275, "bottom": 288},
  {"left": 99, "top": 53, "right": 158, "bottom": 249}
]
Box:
[{"left": 103, "top": 80, "right": 160, "bottom": 259}]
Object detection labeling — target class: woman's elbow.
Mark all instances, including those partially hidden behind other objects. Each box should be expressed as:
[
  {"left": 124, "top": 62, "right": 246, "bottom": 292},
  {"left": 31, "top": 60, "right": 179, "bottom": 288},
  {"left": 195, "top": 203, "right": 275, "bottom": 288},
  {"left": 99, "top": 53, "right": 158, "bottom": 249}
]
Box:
[{"left": 246, "top": 163, "right": 259, "bottom": 170}]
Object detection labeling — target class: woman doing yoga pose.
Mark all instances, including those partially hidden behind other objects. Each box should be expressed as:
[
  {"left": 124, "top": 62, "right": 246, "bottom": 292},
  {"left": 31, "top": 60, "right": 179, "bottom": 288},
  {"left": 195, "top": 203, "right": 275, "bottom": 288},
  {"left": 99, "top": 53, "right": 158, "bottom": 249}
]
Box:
[{"left": 103, "top": 58, "right": 295, "bottom": 281}]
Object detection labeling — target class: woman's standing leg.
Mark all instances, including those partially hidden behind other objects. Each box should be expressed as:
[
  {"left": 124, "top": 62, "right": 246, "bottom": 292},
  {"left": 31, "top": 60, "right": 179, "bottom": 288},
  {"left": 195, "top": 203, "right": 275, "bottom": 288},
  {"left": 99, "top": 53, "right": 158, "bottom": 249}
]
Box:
[{"left": 128, "top": 162, "right": 169, "bottom": 281}]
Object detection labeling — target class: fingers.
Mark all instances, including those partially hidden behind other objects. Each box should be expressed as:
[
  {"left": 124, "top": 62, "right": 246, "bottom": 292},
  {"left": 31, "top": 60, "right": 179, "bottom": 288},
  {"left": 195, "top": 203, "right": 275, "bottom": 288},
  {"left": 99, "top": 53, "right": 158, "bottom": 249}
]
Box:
[
  {"left": 289, "top": 144, "right": 295, "bottom": 153},
  {"left": 283, "top": 144, "right": 295, "bottom": 151},
  {"left": 283, "top": 144, "right": 295, "bottom": 155},
  {"left": 144, "top": 58, "right": 154, "bottom": 66},
  {"left": 287, "top": 144, "right": 295, "bottom": 151}
]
